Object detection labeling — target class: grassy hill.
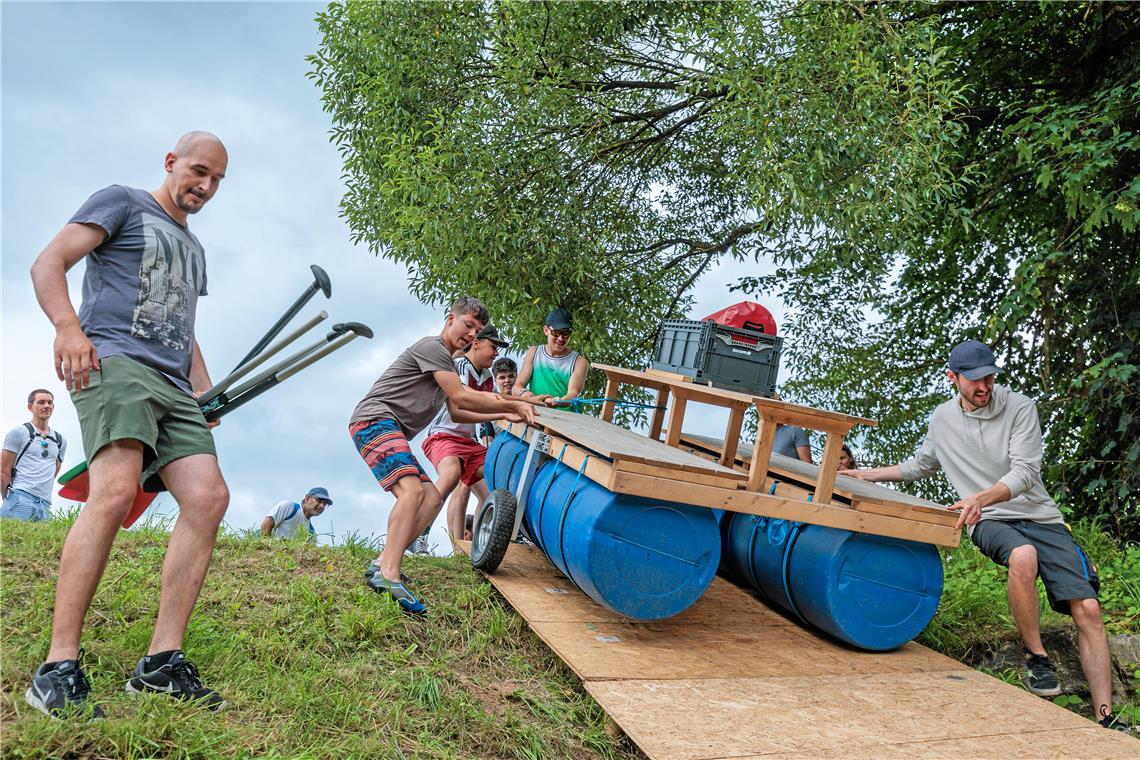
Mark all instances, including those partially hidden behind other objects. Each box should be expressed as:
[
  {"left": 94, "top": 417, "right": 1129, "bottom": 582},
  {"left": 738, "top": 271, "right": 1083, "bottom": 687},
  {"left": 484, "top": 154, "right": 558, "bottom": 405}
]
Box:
[
  {"left": 3, "top": 516, "right": 1137, "bottom": 758},
  {"left": 0, "top": 519, "right": 641, "bottom": 759}
]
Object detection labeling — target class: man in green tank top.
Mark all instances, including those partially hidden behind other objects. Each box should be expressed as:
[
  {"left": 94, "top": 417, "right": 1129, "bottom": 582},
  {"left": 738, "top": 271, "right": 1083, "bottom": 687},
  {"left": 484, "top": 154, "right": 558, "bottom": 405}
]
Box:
[{"left": 513, "top": 307, "right": 589, "bottom": 405}]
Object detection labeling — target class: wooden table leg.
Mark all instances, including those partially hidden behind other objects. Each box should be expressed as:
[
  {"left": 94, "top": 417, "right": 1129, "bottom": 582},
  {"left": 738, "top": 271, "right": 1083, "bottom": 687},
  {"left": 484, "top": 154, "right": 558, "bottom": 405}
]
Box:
[
  {"left": 721, "top": 404, "right": 746, "bottom": 466},
  {"left": 747, "top": 416, "right": 777, "bottom": 491},
  {"left": 664, "top": 395, "right": 688, "bottom": 447},
  {"left": 813, "top": 431, "right": 846, "bottom": 505},
  {"left": 648, "top": 387, "right": 669, "bottom": 441}
]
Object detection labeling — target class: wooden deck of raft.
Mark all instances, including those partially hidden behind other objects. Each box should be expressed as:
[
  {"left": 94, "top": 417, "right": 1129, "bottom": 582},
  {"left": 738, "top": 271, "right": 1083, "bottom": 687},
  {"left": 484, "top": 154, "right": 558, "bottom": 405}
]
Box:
[
  {"left": 469, "top": 543, "right": 1138, "bottom": 759},
  {"left": 475, "top": 367, "right": 1138, "bottom": 756}
]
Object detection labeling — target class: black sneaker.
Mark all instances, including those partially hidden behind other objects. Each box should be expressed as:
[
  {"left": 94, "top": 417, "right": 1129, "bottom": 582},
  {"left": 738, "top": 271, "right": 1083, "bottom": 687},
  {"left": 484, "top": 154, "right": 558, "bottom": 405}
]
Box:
[
  {"left": 126, "top": 650, "right": 225, "bottom": 710},
  {"left": 1097, "top": 708, "right": 1133, "bottom": 734},
  {"left": 1024, "top": 651, "right": 1061, "bottom": 697},
  {"left": 25, "top": 653, "right": 104, "bottom": 719}
]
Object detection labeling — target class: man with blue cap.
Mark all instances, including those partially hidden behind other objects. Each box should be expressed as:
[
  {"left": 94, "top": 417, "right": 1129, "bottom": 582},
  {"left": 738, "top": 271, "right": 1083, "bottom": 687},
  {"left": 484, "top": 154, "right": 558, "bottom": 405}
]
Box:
[
  {"left": 844, "top": 339, "right": 1130, "bottom": 733},
  {"left": 261, "top": 487, "right": 332, "bottom": 540}
]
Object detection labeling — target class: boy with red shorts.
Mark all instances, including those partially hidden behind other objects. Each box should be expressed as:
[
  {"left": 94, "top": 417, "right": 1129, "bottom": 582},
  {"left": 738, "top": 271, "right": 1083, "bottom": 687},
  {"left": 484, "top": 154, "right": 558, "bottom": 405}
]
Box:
[
  {"left": 349, "top": 297, "right": 535, "bottom": 614},
  {"left": 422, "top": 325, "right": 510, "bottom": 541}
]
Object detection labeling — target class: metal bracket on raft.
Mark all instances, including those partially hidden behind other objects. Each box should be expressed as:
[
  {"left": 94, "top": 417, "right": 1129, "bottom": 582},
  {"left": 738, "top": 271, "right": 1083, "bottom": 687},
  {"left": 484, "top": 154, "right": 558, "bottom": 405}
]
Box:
[{"left": 511, "top": 430, "right": 551, "bottom": 540}]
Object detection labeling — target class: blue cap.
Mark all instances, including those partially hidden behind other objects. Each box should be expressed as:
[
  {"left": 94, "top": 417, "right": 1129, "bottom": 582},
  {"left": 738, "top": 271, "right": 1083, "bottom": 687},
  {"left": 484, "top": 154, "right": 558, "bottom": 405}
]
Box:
[
  {"left": 949, "top": 340, "right": 1000, "bottom": 381},
  {"left": 306, "top": 486, "right": 332, "bottom": 504}
]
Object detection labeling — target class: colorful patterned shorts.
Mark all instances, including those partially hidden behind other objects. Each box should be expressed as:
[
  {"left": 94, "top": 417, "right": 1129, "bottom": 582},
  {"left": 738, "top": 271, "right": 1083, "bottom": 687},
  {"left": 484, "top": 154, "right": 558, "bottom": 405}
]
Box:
[{"left": 350, "top": 418, "right": 430, "bottom": 492}]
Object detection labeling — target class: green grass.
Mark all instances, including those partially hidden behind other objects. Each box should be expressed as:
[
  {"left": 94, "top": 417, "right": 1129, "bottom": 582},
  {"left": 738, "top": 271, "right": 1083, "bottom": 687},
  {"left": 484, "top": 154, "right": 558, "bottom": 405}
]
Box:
[{"left": 0, "top": 519, "right": 641, "bottom": 759}]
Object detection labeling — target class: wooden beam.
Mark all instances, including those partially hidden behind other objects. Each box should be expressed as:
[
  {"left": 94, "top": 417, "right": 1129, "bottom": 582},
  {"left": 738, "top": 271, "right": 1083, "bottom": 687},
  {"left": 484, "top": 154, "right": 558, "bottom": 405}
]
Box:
[
  {"left": 610, "top": 471, "right": 960, "bottom": 547},
  {"left": 644, "top": 367, "right": 694, "bottom": 383},
  {"left": 813, "top": 432, "right": 844, "bottom": 505},
  {"left": 610, "top": 460, "right": 747, "bottom": 491},
  {"left": 648, "top": 387, "right": 670, "bottom": 441},
  {"left": 721, "top": 404, "right": 746, "bottom": 467},
  {"left": 664, "top": 395, "right": 688, "bottom": 447},
  {"left": 600, "top": 376, "right": 619, "bottom": 422},
  {"left": 748, "top": 418, "right": 776, "bottom": 491}
]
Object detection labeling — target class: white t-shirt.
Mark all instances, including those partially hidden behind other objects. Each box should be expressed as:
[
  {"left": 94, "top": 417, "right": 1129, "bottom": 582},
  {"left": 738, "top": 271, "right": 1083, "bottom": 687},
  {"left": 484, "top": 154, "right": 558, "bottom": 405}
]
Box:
[
  {"left": 3, "top": 423, "right": 66, "bottom": 502},
  {"left": 265, "top": 500, "right": 314, "bottom": 540},
  {"left": 424, "top": 356, "right": 494, "bottom": 439}
]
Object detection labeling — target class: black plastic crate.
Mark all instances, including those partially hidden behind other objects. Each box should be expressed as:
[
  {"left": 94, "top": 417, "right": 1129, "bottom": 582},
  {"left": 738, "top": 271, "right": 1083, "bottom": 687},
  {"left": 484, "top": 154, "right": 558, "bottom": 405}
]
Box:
[{"left": 651, "top": 319, "right": 782, "bottom": 396}]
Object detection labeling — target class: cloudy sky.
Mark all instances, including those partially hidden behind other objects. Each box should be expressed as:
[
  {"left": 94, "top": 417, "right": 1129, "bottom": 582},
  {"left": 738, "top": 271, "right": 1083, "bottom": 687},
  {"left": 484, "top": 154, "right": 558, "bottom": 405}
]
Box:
[{"left": 1, "top": 1, "right": 782, "bottom": 551}]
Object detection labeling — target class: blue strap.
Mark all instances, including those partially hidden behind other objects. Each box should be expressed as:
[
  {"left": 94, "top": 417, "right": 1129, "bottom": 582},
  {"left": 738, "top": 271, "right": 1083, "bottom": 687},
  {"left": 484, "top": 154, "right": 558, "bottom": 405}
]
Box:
[{"left": 283, "top": 501, "right": 300, "bottom": 524}]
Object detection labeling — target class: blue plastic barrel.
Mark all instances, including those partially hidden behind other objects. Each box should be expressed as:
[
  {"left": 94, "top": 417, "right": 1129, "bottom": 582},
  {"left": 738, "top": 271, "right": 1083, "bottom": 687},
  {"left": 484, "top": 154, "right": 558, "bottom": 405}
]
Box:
[
  {"left": 720, "top": 510, "right": 943, "bottom": 650},
  {"left": 484, "top": 430, "right": 721, "bottom": 620}
]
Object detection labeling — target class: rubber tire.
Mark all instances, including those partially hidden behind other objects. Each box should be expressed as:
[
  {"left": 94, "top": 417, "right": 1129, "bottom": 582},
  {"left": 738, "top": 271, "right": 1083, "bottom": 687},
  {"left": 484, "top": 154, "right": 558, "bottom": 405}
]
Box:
[{"left": 471, "top": 489, "right": 517, "bottom": 573}]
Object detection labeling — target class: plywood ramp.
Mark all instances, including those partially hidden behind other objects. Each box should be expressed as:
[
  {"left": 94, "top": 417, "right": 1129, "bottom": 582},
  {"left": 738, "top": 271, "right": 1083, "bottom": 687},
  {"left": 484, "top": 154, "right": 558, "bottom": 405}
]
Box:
[{"left": 468, "top": 543, "right": 1137, "bottom": 759}]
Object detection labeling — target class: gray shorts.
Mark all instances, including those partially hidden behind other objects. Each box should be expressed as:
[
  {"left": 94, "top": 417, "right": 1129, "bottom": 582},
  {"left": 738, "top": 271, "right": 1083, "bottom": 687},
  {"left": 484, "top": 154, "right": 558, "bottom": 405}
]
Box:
[{"left": 970, "top": 519, "right": 1099, "bottom": 615}]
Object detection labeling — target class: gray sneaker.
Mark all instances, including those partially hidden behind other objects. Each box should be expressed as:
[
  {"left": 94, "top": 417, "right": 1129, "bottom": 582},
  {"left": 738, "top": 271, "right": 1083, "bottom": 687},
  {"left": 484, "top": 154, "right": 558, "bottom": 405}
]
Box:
[
  {"left": 407, "top": 534, "right": 431, "bottom": 556},
  {"left": 1025, "top": 651, "right": 1061, "bottom": 697},
  {"left": 25, "top": 654, "right": 103, "bottom": 719}
]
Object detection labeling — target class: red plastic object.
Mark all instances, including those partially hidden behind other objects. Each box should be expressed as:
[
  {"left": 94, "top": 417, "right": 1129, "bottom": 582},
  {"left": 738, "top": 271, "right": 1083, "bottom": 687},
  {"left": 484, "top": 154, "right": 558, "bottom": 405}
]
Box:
[
  {"left": 58, "top": 469, "right": 158, "bottom": 529},
  {"left": 703, "top": 301, "right": 777, "bottom": 336}
]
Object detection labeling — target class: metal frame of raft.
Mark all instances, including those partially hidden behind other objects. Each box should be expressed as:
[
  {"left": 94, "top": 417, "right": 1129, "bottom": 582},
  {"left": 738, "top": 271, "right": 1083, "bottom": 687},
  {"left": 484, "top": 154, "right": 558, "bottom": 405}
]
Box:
[{"left": 473, "top": 365, "right": 961, "bottom": 648}]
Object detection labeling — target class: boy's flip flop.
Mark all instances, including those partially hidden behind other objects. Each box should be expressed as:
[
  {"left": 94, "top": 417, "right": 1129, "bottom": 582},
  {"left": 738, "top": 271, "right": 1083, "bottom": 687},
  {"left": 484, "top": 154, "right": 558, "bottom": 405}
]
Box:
[{"left": 366, "top": 574, "right": 426, "bottom": 615}]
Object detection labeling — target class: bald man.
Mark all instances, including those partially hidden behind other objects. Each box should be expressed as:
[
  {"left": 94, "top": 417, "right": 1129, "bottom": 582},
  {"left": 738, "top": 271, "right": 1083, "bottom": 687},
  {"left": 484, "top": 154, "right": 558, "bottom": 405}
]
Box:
[{"left": 26, "top": 132, "right": 230, "bottom": 718}]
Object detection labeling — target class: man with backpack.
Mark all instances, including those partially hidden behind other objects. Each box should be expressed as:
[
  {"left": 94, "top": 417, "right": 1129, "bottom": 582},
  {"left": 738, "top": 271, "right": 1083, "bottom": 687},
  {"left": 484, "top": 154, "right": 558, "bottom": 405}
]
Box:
[
  {"left": 1, "top": 389, "right": 67, "bottom": 521},
  {"left": 261, "top": 487, "right": 332, "bottom": 540}
]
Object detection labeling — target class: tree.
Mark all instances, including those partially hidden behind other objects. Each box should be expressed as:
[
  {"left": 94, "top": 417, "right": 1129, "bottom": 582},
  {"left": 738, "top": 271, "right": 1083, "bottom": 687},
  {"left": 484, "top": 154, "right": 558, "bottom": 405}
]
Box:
[{"left": 310, "top": 1, "right": 1138, "bottom": 537}]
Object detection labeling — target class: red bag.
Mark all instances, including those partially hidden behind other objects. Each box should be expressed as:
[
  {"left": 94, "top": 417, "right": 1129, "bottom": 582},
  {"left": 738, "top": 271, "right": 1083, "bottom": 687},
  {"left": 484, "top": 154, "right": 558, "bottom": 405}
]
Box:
[{"left": 703, "top": 301, "right": 777, "bottom": 336}]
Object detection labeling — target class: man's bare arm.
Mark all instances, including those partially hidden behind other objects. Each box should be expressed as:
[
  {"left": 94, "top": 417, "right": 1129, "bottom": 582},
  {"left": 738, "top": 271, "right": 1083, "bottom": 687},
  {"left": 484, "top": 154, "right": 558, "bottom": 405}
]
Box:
[
  {"left": 1, "top": 450, "right": 15, "bottom": 495},
  {"left": 259, "top": 516, "right": 275, "bottom": 536},
  {"left": 562, "top": 355, "right": 589, "bottom": 401},
  {"left": 435, "top": 371, "right": 536, "bottom": 424},
  {"left": 189, "top": 340, "right": 213, "bottom": 394},
  {"left": 30, "top": 223, "right": 107, "bottom": 390},
  {"left": 511, "top": 347, "right": 537, "bottom": 397}
]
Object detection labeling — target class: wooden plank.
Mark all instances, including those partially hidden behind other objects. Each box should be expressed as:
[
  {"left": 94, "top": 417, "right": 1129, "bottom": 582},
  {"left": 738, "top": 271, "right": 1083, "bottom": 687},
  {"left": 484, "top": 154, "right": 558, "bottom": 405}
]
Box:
[
  {"left": 531, "top": 621, "right": 964, "bottom": 682},
  {"left": 755, "top": 727, "right": 1139, "bottom": 760},
  {"left": 600, "top": 376, "right": 619, "bottom": 422},
  {"left": 610, "top": 471, "right": 960, "bottom": 546},
  {"left": 812, "top": 431, "right": 844, "bottom": 505},
  {"left": 648, "top": 386, "right": 669, "bottom": 441},
  {"left": 524, "top": 408, "right": 744, "bottom": 480},
  {"left": 644, "top": 367, "right": 694, "bottom": 383},
  {"left": 720, "top": 404, "right": 746, "bottom": 467},
  {"left": 747, "top": 417, "right": 776, "bottom": 491},
  {"left": 585, "top": 671, "right": 1138, "bottom": 760},
  {"left": 502, "top": 421, "right": 614, "bottom": 488},
  {"left": 664, "top": 395, "right": 687, "bottom": 447},
  {"left": 610, "top": 460, "right": 747, "bottom": 490}
]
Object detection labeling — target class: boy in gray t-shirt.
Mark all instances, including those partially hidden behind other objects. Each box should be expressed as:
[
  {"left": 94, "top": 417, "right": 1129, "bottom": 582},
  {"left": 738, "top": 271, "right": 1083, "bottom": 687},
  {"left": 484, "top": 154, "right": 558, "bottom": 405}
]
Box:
[{"left": 349, "top": 296, "right": 537, "bottom": 615}]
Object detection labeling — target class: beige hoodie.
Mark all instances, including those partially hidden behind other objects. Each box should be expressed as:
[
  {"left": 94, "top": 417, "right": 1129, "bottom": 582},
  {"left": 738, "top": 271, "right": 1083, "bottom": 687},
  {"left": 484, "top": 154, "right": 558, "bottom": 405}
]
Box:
[{"left": 899, "top": 384, "right": 1063, "bottom": 533}]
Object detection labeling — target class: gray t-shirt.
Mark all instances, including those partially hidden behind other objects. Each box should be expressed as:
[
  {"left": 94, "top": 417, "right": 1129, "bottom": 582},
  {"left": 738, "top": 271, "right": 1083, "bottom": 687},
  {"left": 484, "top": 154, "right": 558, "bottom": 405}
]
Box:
[
  {"left": 265, "top": 500, "right": 314, "bottom": 540},
  {"left": 70, "top": 185, "right": 208, "bottom": 395},
  {"left": 350, "top": 336, "right": 459, "bottom": 439},
  {"left": 3, "top": 424, "right": 66, "bottom": 502},
  {"left": 773, "top": 425, "right": 810, "bottom": 460}
]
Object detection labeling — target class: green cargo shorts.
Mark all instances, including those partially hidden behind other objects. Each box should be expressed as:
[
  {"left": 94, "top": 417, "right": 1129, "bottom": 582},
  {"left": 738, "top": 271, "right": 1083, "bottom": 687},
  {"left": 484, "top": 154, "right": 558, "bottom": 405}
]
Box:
[{"left": 70, "top": 355, "right": 216, "bottom": 480}]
